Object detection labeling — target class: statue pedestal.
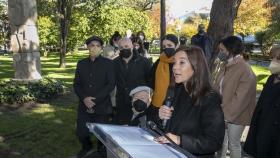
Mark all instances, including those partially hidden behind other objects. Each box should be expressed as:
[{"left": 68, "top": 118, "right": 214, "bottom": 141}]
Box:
[{"left": 13, "top": 52, "right": 42, "bottom": 80}]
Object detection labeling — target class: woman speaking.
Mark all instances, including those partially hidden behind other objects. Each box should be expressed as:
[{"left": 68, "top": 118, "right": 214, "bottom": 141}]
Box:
[{"left": 156, "top": 46, "right": 225, "bottom": 158}]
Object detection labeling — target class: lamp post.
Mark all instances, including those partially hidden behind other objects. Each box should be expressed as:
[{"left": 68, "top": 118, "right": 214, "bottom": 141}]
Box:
[{"left": 160, "top": 0, "right": 166, "bottom": 52}]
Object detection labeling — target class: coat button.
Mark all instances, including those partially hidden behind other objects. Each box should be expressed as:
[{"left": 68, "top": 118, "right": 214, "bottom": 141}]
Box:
[
  {"left": 273, "top": 104, "right": 279, "bottom": 108},
  {"left": 89, "top": 84, "right": 92, "bottom": 88},
  {"left": 273, "top": 121, "right": 279, "bottom": 126}
]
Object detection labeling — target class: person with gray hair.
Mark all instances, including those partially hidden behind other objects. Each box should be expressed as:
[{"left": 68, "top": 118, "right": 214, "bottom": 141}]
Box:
[{"left": 129, "top": 86, "right": 153, "bottom": 127}]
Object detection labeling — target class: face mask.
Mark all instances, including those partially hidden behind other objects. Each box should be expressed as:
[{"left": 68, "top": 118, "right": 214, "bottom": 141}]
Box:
[
  {"left": 217, "top": 51, "right": 228, "bottom": 62},
  {"left": 132, "top": 99, "right": 147, "bottom": 112},
  {"left": 164, "top": 48, "right": 176, "bottom": 58},
  {"left": 139, "top": 35, "right": 144, "bottom": 41},
  {"left": 198, "top": 30, "right": 204, "bottom": 34},
  {"left": 120, "top": 49, "right": 132, "bottom": 58},
  {"left": 135, "top": 46, "right": 140, "bottom": 50},
  {"left": 268, "top": 61, "right": 280, "bottom": 74},
  {"left": 89, "top": 47, "right": 102, "bottom": 57}
]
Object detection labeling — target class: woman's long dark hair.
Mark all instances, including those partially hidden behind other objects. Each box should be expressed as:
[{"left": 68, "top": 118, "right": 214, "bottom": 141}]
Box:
[{"left": 175, "top": 45, "right": 212, "bottom": 105}]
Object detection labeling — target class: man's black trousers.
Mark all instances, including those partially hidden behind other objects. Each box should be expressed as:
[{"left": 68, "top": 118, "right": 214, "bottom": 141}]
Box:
[{"left": 76, "top": 112, "right": 109, "bottom": 151}]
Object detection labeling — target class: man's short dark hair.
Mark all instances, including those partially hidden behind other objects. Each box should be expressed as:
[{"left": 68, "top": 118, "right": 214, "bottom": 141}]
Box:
[{"left": 85, "top": 35, "right": 104, "bottom": 46}]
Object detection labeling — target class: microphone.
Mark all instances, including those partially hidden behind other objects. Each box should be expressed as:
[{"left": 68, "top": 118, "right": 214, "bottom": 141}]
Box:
[
  {"left": 162, "top": 88, "right": 174, "bottom": 128},
  {"left": 147, "top": 121, "right": 196, "bottom": 158}
]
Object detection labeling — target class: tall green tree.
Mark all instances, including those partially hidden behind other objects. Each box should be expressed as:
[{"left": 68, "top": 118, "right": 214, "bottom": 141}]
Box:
[
  {"left": 37, "top": 16, "right": 59, "bottom": 53},
  {"left": 36, "top": 0, "right": 155, "bottom": 67},
  {"left": 269, "top": 0, "right": 280, "bottom": 35},
  {"left": 57, "top": 0, "right": 74, "bottom": 68},
  {"left": 234, "top": 0, "right": 271, "bottom": 35},
  {"left": 148, "top": 3, "right": 160, "bottom": 39},
  {"left": 255, "top": 0, "right": 280, "bottom": 55},
  {"left": 89, "top": 5, "right": 152, "bottom": 40},
  {"left": 0, "top": 0, "right": 9, "bottom": 51},
  {"left": 118, "top": 0, "right": 159, "bottom": 11}
]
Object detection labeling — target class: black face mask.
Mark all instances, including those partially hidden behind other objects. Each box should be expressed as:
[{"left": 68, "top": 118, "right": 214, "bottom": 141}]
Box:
[
  {"left": 133, "top": 99, "right": 147, "bottom": 112},
  {"left": 217, "top": 52, "right": 228, "bottom": 62},
  {"left": 120, "top": 49, "right": 132, "bottom": 58},
  {"left": 164, "top": 48, "right": 176, "bottom": 57},
  {"left": 198, "top": 30, "right": 205, "bottom": 35}
]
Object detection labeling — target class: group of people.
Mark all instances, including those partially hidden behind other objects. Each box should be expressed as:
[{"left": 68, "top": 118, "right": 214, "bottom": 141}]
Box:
[
  {"left": 102, "top": 31, "right": 150, "bottom": 60},
  {"left": 73, "top": 27, "right": 280, "bottom": 158}
]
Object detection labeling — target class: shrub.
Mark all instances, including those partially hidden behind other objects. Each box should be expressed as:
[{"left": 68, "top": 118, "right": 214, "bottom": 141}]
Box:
[{"left": 0, "top": 78, "right": 66, "bottom": 104}]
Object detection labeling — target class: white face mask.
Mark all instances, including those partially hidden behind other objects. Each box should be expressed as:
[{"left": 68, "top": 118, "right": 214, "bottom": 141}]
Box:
[
  {"left": 268, "top": 61, "right": 280, "bottom": 74},
  {"left": 139, "top": 35, "right": 144, "bottom": 41},
  {"left": 89, "top": 47, "right": 102, "bottom": 57}
]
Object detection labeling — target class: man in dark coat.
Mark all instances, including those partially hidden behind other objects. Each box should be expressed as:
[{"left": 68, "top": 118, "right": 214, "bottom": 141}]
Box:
[
  {"left": 113, "top": 38, "right": 151, "bottom": 125},
  {"left": 73, "top": 35, "right": 115, "bottom": 158},
  {"left": 191, "top": 24, "right": 213, "bottom": 64}
]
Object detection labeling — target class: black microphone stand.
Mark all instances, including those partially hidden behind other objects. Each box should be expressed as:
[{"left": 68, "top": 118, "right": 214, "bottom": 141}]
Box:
[{"left": 147, "top": 121, "right": 196, "bottom": 158}]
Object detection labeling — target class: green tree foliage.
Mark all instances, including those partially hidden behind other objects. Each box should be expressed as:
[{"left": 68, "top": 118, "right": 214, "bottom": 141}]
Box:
[
  {"left": 147, "top": 3, "right": 160, "bottom": 39},
  {"left": 67, "top": 11, "right": 90, "bottom": 52},
  {"left": 0, "top": 1, "right": 9, "bottom": 50},
  {"left": 36, "top": 0, "right": 154, "bottom": 55},
  {"left": 269, "top": 0, "right": 280, "bottom": 38},
  {"left": 37, "top": 16, "right": 59, "bottom": 52},
  {"left": 113, "top": 0, "right": 159, "bottom": 11},
  {"left": 89, "top": 5, "right": 152, "bottom": 42},
  {"left": 234, "top": 0, "right": 271, "bottom": 35},
  {"left": 255, "top": 0, "right": 280, "bottom": 55}
]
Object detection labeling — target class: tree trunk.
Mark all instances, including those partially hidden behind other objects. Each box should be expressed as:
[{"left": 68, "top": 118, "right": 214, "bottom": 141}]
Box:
[
  {"left": 58, "top": 0, "right": 73, "bottom": 68},
  {"left": 207, "top": 0, "right": 242, "bottom": 66}
]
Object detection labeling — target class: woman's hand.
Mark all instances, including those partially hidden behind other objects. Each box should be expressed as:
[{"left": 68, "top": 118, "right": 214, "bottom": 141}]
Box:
[
  {"left": 154, "top": 133, "right": 180, "bottom": 145},
  {"left": 159, "top": 105, "right": 174, "bottom": 120}
]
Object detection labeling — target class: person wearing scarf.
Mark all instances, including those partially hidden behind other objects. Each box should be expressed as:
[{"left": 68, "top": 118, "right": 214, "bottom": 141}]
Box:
[{"left": 147, "top": 34, "right": 178, "bottom": 123}]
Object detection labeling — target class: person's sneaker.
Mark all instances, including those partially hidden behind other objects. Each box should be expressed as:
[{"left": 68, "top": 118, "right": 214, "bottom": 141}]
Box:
[{"left": 76, "top": 149, "right": 94, "bottom": 158}]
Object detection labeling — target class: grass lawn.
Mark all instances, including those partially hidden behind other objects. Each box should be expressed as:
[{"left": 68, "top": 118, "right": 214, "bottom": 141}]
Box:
[
  {"left": 0, "top": 52, "right": 270, "bottom": 158},
  {"left": 0, "top": 52, "right": 89, "bottom": 158}
]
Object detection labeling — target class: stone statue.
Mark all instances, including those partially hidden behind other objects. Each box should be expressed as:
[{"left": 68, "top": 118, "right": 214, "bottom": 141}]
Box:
[{"left": 8, "top": 0, "right": 41, "bottom": 80}]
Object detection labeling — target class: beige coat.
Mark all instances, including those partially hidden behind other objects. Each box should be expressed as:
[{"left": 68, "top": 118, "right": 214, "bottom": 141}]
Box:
[{"left": 218, "top": 56, "right": 256, "bottom": 126}]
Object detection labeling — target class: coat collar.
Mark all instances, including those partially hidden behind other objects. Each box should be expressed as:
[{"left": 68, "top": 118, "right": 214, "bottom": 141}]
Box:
[
  {"left": 225, "top": 55, "right": 243, "bottom": 68},
  {"left": 88, "top": 55, "right": 102, "bottom": 63}
]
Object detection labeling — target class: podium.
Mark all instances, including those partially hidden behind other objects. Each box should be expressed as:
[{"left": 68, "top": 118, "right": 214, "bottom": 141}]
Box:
[{"left": 87, "top": 123, "right": 189, "bottom": 158}]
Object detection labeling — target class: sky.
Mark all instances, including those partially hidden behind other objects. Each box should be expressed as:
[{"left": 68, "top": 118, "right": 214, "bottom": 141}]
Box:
[{"left": 167, "top": 0, "right": 213, "bottom": 18}]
